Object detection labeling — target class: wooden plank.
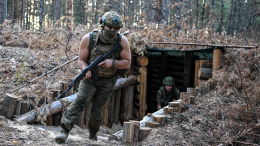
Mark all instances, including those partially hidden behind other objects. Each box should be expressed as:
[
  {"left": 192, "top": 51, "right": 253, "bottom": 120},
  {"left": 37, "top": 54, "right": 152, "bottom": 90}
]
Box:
[
  {"left": 120, "top": 86, "right": 134, "bottom": 125},
  {"left": 183, "top": 52, "right": 193, "bottom": 92},
  {"left": 107, "top": 92, "right": 115, "bottom": 128},
  {"left": 213, "top": 49, "right": 223, "bottom": 77},
  {"left": 180, "top": 92, "right": 190, "bottom": 104},
  {"left": 200, "top": 60, "right": 212, "bottom": 68},
  {"left": 139, "top": 68, "right": 147, "bottom": 120},
  {"left": 113, "top": 89, "right": 121, "bottom": 125},
  {"left": 194, "top": 60, "right": 200, "bottom": 88},
  {"left": 198, "top": 67, "right": 212, "bottom": 79}
]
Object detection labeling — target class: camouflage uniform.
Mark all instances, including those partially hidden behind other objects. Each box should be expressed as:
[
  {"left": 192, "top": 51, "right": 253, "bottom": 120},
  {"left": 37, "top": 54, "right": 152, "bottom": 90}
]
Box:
[
  {"left": 156, "top": 76, "right": 180, "bottom": 107},
  {"left": 156, "top": 86, "right": 180, "bottom": 107},
  {"left": 60, "top": 75, "right": 117, "bottom": 135},
  {"left": 58, "top": 11, "right": 124, "bottom": 142}
]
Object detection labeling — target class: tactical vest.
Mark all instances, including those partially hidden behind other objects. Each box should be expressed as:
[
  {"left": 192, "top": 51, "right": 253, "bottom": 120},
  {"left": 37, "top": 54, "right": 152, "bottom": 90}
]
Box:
[
  {"left": 159, "top": 86, "right": 180, "bottom": 106},
  {"left": 88, "top": 29, "right": 129, "bottom": 78}
]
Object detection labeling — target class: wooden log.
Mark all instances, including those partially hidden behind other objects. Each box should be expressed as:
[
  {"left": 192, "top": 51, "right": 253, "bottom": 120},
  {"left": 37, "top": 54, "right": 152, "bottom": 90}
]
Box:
[
  {"left": 198, "top": 67, "right": 212, "bottom": 79},
  {"left": 15, "top": 76, "right": 137, "bottom": 123},
  {"left": 52, "top": 90, "right": 61, "bottom": 126},
  {"left": 200, "top": 60, "right": 212, "bottom": 68},
  {"left": 0, "top": 93, "right": 18, "bottom": 119},
  {"left": 190, "top": 96, "right": 195, "bottom": 104},
  {"left": 132, "top": 107, "right": 139, "bottom": 118},
  {"left": 183, "top": 51, "right": 193, "bottom": 92},
  {"left": 134, "top": 67, "right": 147, "bottom": 74},
  {"left": 139, "top": 68, "right": 147, "bottom": 120},
  {"left": 114, "top": 75, "right": 137, "bottom": 90},
  {"left": 145, "top": 122, "right": 159, "bottom": 128},
  {"left": 180, "top": 92, "right": 190, "bottom": 104},
  {"left": 20, "top": 100, "right": 30, "bottom": 115},
  {"left": 60, "top": 81, "right": 73, "bottom": 97},
  {"left": 135, "top": 84, "right": 141, "bottom": 93},
  {"left": 138, "top": 127, "right": 152, "bottom": 141},
  {"left": 120, "top": 86, "right": 134, "bottom": 125},
  {"left": 113, "top": 89, "right": 121, "bottom": 125},
  {"left": 13, "top": 99, "right": 22, "bottom": 116},
  {"left": 213, "top": 49, "right": 223, "bottom": 77},
  {"left": 168, "top": 102, "right": 181, "bottom": 112},
  {"left": 107, "top": 92, "right": 115, "bottom": 128},
  {"left": 163, "top": 107, "right": 174, "bottom": 114},
  {"left": 109, "top": 106, "right": 165, "bottom": 142},
  {"left": 122, "top": 122, "right": 134, "bottom": 143},
  {"left": 194, "top": 60, "right": 200, "bottom": 87},
  {"left": 135, "top": 55, "right": 148, "bottom": 67},
  {"left": 73, "top": 80, "right": 80, "bottom": 93},
  {"left": 152, "top": 115, "right": 166, "bottom": 126},
  {"left": 187, "top": 88, "right": 196, "bottom": 96},
  {"left": 130, "top": 120, "right": 140, "bottom": 142}
]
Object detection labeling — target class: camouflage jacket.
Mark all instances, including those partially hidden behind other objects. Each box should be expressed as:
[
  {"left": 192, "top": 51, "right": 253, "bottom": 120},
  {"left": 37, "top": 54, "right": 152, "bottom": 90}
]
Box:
[{"left": 156, "top": 86, "right": 180, "bottom": 107}]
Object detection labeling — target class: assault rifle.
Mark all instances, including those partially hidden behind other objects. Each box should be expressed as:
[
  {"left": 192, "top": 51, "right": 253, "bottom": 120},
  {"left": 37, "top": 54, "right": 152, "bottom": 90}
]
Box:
[{"left": 56, "top": 43, "right": 123, "bottom": 100}]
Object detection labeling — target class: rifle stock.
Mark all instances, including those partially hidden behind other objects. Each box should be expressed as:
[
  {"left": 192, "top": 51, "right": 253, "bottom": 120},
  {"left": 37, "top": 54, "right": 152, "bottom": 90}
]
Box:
[{"left": 56, "top": 43, "right": 123, "bottom": 100}]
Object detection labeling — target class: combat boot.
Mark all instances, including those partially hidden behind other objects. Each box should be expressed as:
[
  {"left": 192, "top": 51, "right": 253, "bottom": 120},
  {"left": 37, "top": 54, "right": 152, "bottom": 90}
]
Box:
[
  {"left": 55, "top": 129, "right": 69, "bottom": 143},
  {"left": 89, "top": 132, "right": 97, "bottom": 141}
]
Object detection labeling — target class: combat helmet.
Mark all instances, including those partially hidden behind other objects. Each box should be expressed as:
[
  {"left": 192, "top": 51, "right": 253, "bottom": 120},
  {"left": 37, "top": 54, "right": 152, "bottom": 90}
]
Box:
[
  {"left": 99, "top": 11, "right": 123, "bottom": 29},
  {"left": 163, "top": 76, "right": 175, "bottom": 86}
]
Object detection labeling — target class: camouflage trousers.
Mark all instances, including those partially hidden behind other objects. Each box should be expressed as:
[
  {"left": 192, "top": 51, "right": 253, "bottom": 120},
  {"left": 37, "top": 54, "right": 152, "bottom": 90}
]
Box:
[{"left": 60, "top": 75, "right": 117, "bottom": 135}]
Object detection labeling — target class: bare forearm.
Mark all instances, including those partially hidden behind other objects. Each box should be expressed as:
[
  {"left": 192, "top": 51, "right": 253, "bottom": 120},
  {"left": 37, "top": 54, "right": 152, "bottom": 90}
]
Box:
[
  {"left": 113, "top": 59, "right": 130, "bottom": 69},
  {"left": 78, "top": 59, "right": 88, "bottom": 71}
]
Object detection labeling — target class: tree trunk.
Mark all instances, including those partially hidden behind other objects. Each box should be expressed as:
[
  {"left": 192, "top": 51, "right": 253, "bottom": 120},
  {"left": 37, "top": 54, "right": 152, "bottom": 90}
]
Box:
[
  {"left": 227, "top": 0, "right": 233, "bottom": 35},
  {"left": 120, "top": 86, "right": 134, "bottom": 125},
  {"left": 0, "top": 0, "right": 4, "bottom": 24},
  {"left": 39, "top": 0, "right": 44, "bottom": 30},
  {"left": 219, "top": 0, "right": 224, "bottom": 34},
  {"left": 66, "top": 0, "right": 73, "bottom": 31},
  {"left": 0, "top": 94, "right": 18, "bottom": 119},
  {"left": 54, "top": 0, "right": 60, "bottom": 24},
  {"left": 91, "top": 0, "right": 95, "bottom": 24},
  {"left": 162, "top": 0, "right": 169, "bottom": 26},
  {"left": 200, "top": 0, "right": 206, "bottom": 29},
  {"left": 176, "top": 0, "right": 181, "bottom": 34},
  {"left": 231, "top": 0, "right": 237, "bottom": 36}
]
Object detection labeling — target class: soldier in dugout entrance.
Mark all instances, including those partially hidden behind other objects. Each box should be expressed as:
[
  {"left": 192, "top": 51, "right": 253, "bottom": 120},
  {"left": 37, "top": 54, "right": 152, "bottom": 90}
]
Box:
[{"left": 156, "top": 76, "right": 180, "bottom": 110}]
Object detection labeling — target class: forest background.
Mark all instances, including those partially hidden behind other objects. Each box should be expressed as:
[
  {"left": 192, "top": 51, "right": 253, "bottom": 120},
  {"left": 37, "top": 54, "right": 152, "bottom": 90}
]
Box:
[{"left": 0, "top": 0, "right": 259, "bottom": 39}]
